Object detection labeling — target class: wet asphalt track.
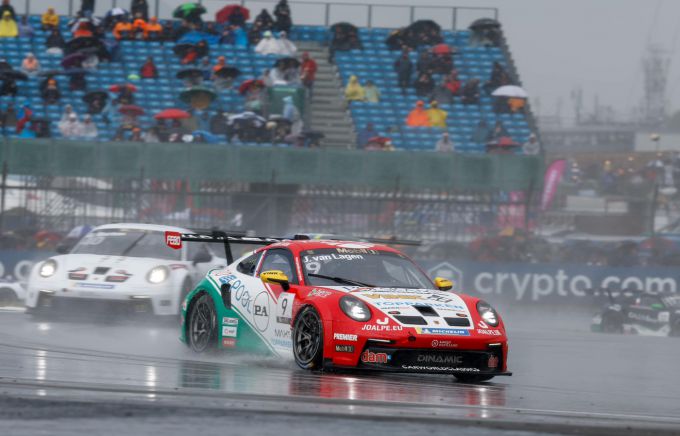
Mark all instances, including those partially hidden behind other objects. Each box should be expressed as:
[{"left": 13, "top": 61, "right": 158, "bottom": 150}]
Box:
[{"left": 0, "top": 304, "right": 679, "bottom": 435}]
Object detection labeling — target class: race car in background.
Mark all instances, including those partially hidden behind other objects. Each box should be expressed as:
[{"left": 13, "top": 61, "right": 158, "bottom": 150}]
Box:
[
  {"left": 591, "top": 288, "right": 680, "bottom": 336},
  {"left": 0, "top": 278, "right": 26, "bottom": 307},
  {"left": 25, "top": 223, "right": 225, "bottom": 317},
  {"left": 174, "top": 232, "right": 510, "bottom": 382}
]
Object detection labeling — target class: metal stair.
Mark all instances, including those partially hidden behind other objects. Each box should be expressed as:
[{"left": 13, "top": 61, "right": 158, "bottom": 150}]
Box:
[{"left": 296, "top": 41, "right": 356, "bottom": 148}]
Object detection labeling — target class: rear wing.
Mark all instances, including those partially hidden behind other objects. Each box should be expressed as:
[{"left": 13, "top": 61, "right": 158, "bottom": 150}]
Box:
[{"left": 165, "top": 231, "right": 283, "bottom": 264}]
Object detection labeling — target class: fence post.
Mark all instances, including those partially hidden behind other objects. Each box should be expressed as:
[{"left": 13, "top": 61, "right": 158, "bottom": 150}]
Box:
[
  {"left": 324, "top": 3, "right": 330, "bottom": 27},
  {"left": 0, "top": 161, "right": 7, "bottom": 234},
  {"left": 452, "top": 7, "right": 457, "bottom": 30},
  {"left": 68, "top": 0, "right": 73, "bottom": 17},
  {"left": 409, "top": 6, "right": 414, "bottom": 25},
  {"left": 367, "top": 5, "right": 372, "bottom": 28},
  {"left": 155, "top": 0, "right": 159, "bottom": 21}
]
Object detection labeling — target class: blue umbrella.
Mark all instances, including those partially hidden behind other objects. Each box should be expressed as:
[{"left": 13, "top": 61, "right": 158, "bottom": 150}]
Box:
[
  {"left": 178, "top": 31, "right": 220, "bottom": 46},
  {"left": 192, "top": 130, "right": 221, "bottom": 144}
]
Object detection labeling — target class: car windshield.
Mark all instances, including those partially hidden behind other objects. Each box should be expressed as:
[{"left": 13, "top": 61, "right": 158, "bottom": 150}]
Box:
[
  {"left": 662, "top": 295, "right": 680, "bottom": 308},
  {"left": 301, "top": 247, "right": 434, "bottom": 289},
  {"left": 71, "top": 229, "right": 182, "bottom": 260}
]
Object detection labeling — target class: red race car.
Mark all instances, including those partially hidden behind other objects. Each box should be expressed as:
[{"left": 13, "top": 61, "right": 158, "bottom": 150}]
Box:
[{"left": 171, "top": 232, "right": 510, "bottom": 382}]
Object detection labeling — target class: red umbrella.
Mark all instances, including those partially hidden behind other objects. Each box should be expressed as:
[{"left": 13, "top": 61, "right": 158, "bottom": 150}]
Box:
[
  {"left": 488, "top": 136, "right": 519, "bottom": 147},
  {"left": 238, "top": 79, "right": 264, "bottom": 95},
  {"left": 215, "top": 5, "right": 250, "bottom": 23},
  {"left": 432, "top": 44, "right": 452, "bottom": 55},
  {"left": 109, "top": 83, "right": 138, "bottom": 93},
  {"left": 119, "top": 104, "right": 145, "bottom": 116},
  {"left": 154, "top": 108, "right": 191, "bottom": 120}
]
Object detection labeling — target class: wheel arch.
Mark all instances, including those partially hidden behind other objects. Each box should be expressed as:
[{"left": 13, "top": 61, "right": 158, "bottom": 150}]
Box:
[{"left": 180, "top": 277, "right": 227, "bottom": 344}]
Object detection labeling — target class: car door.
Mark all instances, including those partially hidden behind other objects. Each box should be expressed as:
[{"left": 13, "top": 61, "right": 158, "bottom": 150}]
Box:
[
  {"left": 627, "top": 295, "right": 669, "bottom": 331},
  {"left": 256, "top": 248, "right": 298, "bottom": 355}
]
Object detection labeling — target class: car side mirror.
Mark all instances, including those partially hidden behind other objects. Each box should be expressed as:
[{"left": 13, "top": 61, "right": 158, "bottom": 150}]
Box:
[
  {"left": 192, "top": 250, "right": 212, "bottom": 265},
  {"left": 434, "top": 277, "right": 453, "bottom": 291},
  {"left": 261, "top": 270, "right": 290, "bottom": 291}
]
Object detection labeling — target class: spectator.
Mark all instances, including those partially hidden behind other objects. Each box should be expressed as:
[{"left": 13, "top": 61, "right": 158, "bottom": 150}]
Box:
[
  {"left": 228, "top": 7, "right": 246, "bottom": 27},
  {"left": 130, "top": 126, "right": 142, "bottom": 141},
  {"left": 15, "top": 101, "right": 32, "bottom": 133},
  {"left": 489, "top": 120, "right": 509, "bottom": 141},
  {"left": 356, "top": 123, "right": 377, "bottom": 149},
  {"left": 405, "top": 100, "right": 430, "bottom": 127},
  {"left": 247, "top": 21, "right": 263, "bottom": 46},
  {"left": 344, "top": 75, "right": 365, "bottom": 102},
  {"left": 254, "top": 8, "right": 274, "bottom": 30},
  {"left": 273, "top": 0, "right": 292, "bottom": 33},
  {"left": 300, "top": 52, "right": 317, "bottom": 91},
  {"left": 233, "top": 25, "right": 248, "bottom": 48},
  {"left": 143, "top": 126, "right": 160, "bottom": 142},
  {"left": 255, "top": 31, "right": 280, "bottom": 55},
  {"left": 59, "top": 113, "right": 83, "bottom": 137},
  {"left": 0, "top": 0, "right": 15, "bottom": 20},
  {"left": 0, "top": 10, "right": 17, "bottom": 37},
  {"left": 414, "top": 72, "right": 434, "bottom": 98},
  {"left": 471, "top": 119, "right": 490, "bottom": 144},
  {"left": 507, "top": 97, "right": 525, "bottom": 113},
  {"left": 212, "top": 56, "right": 233, "bottom": 89},
  {"left": 364, "top": 80, "right": 380, "bottom": 103},
  {"left": 435, "top": 132, "right": 453, "bottom": 152},
  {"left": 432, "top": 80, "right": 453, "bottom": 104},
  {"left": 114, "top": 84, "right": 135, "bottom": 105},
  {"left": 130, "top": 0, "right": 148, "bottom": 21},
  {"left": 144, "top": 16, "right": 162, "bottom": 39},
  {"left": 522, "top": 133, "right": 540, "bottom": 155},
  {"left": 282, "top": 95, "right": 302, "bottom": 135},
  {"left": 461, "top": 78, "right": 480, "bottom": 104},
  {"left": 113, "top": 19, "right": 132, "bottom": 40},
  {"left": 394, "top": 52, "right": 412, "bottom": 95},
  {"left": 46, "top": 28, "right": 65, "bottom": 54},
  {"left": 41, "top": 7, "right": 59, "bottom": 29},
  {"left": 426, "top": 100, "right": 447, "bottom": 128},
  {"left": 21, "top": 53, "right": 40, "bottom": 76},
  {"left": 17, "top": 15, "right": 33, "bottom": 37},
  {"left": 444, "top": 70, "right": 461, "bottom": 95},
  {"left": 484, "top": 61, "right": 512, "bottom": 94},
  {"left": 416, "top": 49, "right": 433, "bottom": 75},
  {"left": 277, "top": 31, "right": 297, "bottom": 56},
  {"left": 139, "top": 56, "right": 158, "bottom": 78},
  {"left": 131, "top": 14, "right": 147, "bottom": 38},
  {"left": 81, "top": 114, "right": 98, "bottom": 138},
  {"left": 181, "top": 40, "right": 208, "bottom": 64},
  {"left": 72, "top": 20, "right": 93, "bottom": 38}
]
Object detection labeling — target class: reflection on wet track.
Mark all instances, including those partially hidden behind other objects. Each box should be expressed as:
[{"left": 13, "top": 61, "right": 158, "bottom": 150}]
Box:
[{"left": 1, "top": 308, "right": 680, "bottom": 433}]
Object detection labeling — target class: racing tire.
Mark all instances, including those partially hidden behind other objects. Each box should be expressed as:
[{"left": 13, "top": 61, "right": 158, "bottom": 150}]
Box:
[
  {"left": 601, "top": 312, "right": 623, "bottom": 334},
  {"left": 454, "top": 374, "right": 495, "bottom": 383},
  {"left": 293, "top": 306, "right": 324, "bottom": 370},
  {"left": 187, "top": 293, "right": 217, "bottom": 353},
  {"left": 0, "top": 288, "right": 18, "bottom": 307}
]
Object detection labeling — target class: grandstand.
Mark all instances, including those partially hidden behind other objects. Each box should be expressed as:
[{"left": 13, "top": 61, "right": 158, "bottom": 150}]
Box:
[{"left": 0, "top": 6, "right": 534, "bottom": 153}]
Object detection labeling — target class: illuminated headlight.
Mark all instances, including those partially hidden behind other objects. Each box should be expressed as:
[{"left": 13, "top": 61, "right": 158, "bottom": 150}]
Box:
[
  {"left": 339, "top": 296, "right": 371, "bottom": 322},
  {"left": 147, "top": 266, "right": 170, "bottom": 284},
  {"left": 476, "top": 300, "right": 500, "bottom": 327},
  {"left": 39, "top": 260, "right": 57, "bottom": 278}
]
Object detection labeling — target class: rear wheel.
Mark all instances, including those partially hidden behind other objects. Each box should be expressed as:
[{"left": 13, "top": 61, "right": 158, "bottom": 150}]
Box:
[
  {"left": 0, "top": 287, "right": 18, "bottom": 307},
  {"left": 455, "top": 374, "right": 494, "bottom": 383},
  {"left": 601, "top": 312, "right": 623, "bottom": 334},
  {"left": 293, "top": 306, "right": 324, "bottom": 370},
  {"left": 187, "top": 294, "right": 217, "bottom": 353}
]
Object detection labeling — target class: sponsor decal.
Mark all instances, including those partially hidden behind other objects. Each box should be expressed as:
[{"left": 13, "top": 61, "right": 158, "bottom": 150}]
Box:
[
  {"left": 376, "top": 317, "right": 389, "bottom": 325},
  {"left": 212, "top": 270, "right": 233, "bottom": 277},
  {"left": 416, "top": 354, "right": 463, "bottom": 365},
  {"left": 431, "top": 340, "right": 457, "bottom": 348},
  {"left": 488, "top": 355, "right": 499, "bottom": 368},
  {"left": 253, "top": 291, "right": 271, "bottom": 332},
  {"left": 165, "top": 231, "right": 182, "bottom": 249},
  {"left": 222, "top": 326, "right": 237, "bottom": 337},
  {"left": 478, "top": 320, "right": 489, "bottom": 329},
  {"left": 388, "top": 310, "right": 401, "bottom": 315},
  {"left": 456, "top": 313, "right": 468, "bottom": 318},
  {"left": 628, "top": 312, "right": 661, "bottom": 324},
  {"left": 276, "top": 316, "right": 292, "bottom": 324},
  {"left": 363, "top": 294, "right": 423, "bottom": 300},
  {"left": 274, "top": 328, "right": 291, "bottom": 339},
  {"left": 477, "top": 329, "right": 502, "bottom": 336},
  {"left": 402, "top": 365, "right": 479, "bottom": 372},
  {"left": 304, "top": 254, "right": 365, "bottom": 263},
  {"left": 335, "top": 345, "right": 354, "bottom": 353},
  {"left": 308, "top": 288, "right": 332, "bottom": 298},
  {"left": 222, "top": 317, "right": 239, "bottom": 326},
  {"left": 333, "top": 333, "right": 358, "bottom": 341},
  {"left": 222, "top": 338, "right": 237, "bottom": 348},
  {"left": 416, "top": 327, "right": 470, "bottom": 336},
  {"left": 169, "top": 264, "right": 187, "bottom": 270},
  {"left": 361, "top": 324, "right": 403, "bottom": 332},
  {"left": 74, "top": 282, "right": 115, "bottom": 289},
  {"left": 361, "top": 350, "right": 390, "bottom": 363}
]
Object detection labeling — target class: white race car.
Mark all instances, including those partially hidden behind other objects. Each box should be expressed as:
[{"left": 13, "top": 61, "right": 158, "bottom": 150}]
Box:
[{"left": 25, "top": 223, "right": 226, "bottom": 317}]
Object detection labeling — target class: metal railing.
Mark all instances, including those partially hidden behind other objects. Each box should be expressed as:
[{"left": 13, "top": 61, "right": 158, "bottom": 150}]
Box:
[{"left": 18, "top": 0, "right": 497, "bottom": 30}]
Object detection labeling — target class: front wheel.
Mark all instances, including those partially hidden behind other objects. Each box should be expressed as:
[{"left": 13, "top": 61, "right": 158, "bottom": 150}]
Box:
[
  {"left": 455, "top": 374, "right": 494, "bottom": 383},
  {"left": 293, "top": 306, "right": 324, "bottom": 370},
  {"left": 187, "top": 294, "right": 217, "bottom": 353},
  {"left": 601, "top": 312, "right": 623, "bottom": 334}
]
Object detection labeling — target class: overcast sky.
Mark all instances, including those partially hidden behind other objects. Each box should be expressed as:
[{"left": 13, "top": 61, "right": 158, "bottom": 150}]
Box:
[{"left": 248, "top": 0, "right": 680, "bottom": 123}]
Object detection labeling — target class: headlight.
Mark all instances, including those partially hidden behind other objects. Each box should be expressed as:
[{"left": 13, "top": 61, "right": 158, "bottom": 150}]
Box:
[
  {"left": 476, "top": 300, "right": 500, "bottom": 327},
  {"left": 339, "top": 296, "right": 372, "bottom": 322},
  {"left": 39, "top": 259, "right": 57, "bottom": 278},
  {"left": 147, "top": 266, "right": 169, "bottom": 284}
]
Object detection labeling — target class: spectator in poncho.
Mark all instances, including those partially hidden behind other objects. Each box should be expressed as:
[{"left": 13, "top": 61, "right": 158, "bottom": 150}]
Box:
[
  {"left": 139, "top": 56, "right": 158, "bottom": 78},
  {"left": 81, "top": 114, "right": 98, "bottom": 138},
  {"left": 276, "top": 31, "right": 297, "bottom": 56},
  {"left": 435, "top": 132, "right": 453, "bottom": 152},
  {"left": 0, "top": 10, "right": 17, "bottom": 37},
  {"left": 60, "top": 113, "right": 83, "bottom": 137},
  {"left": 255, "top": 31, "right": 280, "bottom": 55},
  {"left": 0, "top": 0, "right": 15, "bottom": 20},
  {"left": 426, "top": 100, "right": 447, "bottom": 128},
  {"left": 300, "top": 52, "right": 317, "bottom": 90},
  {"left": 41, "top": 7, "right": 59, "bottom": 29},
  {"left": 344, "top": 75, "right": 365, "bottom": 102},
  {"left": 282, "top": 96, "right": 302, "bottom": 135},
  {"left": 144, "top": 16, "right": 162, "bottom": 39},
  {"left": 364, "top": 80, "right": 380, "bottom": 103},
  {"left": 405, "top": 100, "right": 430, "bottom": 127},
  {"left": 21, "top": 52, "right": 40, "bottom": 76}
]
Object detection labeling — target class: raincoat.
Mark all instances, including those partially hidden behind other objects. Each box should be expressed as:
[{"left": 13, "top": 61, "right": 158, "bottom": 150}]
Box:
[
  {"left": 426, "top": 102, "right": 447, "bottom": 128},
  {"left": 255, "top": 31, "right": 280, "bottom": 55},
  {"left": 0, "top": 11, "right": 18, "bottom": 37},
  {"left": 406, "top": 101, "right": 430, "bottom": 127},
  {"left": 344, "top": 75, "right": 365, "bottom": 101}
]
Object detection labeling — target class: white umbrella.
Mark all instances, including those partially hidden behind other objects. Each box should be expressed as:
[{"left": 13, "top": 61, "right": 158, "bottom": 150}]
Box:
[
  {"left": 491, "top": 85, "right": 528, "bottom": 98},
  {"left": 106, "top": 7, "right": 129, "bottom": 17}
]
